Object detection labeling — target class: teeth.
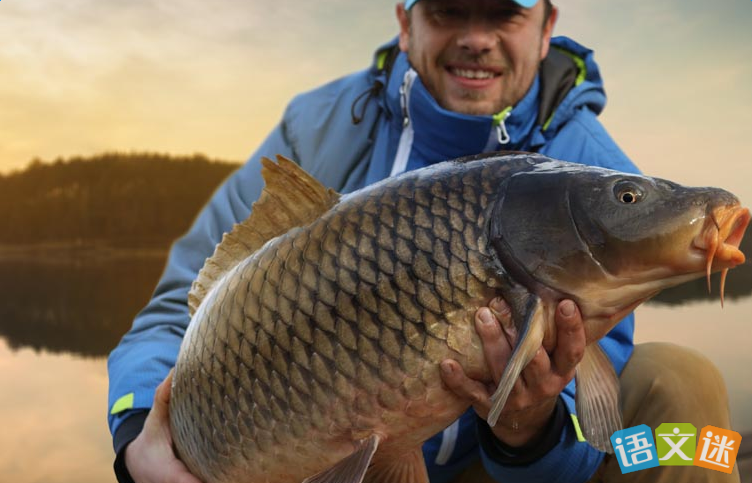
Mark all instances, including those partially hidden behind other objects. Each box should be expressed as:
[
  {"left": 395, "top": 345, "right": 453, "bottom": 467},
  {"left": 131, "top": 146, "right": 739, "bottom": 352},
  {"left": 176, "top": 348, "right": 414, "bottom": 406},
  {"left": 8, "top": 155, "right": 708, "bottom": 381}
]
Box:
[{"left": 451, "top": 68, "right": 496, "bottom": 80}]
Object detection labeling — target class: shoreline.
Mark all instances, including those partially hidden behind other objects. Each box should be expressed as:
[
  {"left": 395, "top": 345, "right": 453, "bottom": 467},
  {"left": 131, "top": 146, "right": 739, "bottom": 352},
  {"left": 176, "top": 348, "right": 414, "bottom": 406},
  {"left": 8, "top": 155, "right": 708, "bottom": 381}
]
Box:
[{"left": 0, "top": 242, "right": 168, "bottom": 263}]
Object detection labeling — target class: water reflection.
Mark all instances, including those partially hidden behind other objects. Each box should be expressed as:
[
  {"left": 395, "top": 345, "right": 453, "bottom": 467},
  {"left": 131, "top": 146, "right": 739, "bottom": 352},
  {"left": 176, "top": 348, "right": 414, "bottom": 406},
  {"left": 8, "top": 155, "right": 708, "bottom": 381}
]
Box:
[
  {"left": 0, "top": 242, "right": 749, "bottom": 358},
  {"left": 0, "top": 254, "right": 749, "bottom": 483},
  {"left": 0, "top": 338, "right": 114, "bottom": 483},
  {"left": 0, "top": 255, "right": 166, "bottom": 357}
]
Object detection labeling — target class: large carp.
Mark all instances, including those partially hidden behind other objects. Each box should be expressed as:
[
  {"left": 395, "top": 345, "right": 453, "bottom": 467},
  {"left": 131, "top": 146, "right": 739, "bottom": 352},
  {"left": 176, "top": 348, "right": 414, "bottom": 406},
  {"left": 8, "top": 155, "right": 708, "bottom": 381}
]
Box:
[{"left": 169, "top": 152, "right": 749, "bottom": 483}]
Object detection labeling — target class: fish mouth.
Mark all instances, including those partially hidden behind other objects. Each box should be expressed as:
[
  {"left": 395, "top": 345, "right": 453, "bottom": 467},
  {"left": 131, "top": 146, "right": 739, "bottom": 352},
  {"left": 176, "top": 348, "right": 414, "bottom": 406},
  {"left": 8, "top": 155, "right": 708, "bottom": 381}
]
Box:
[{"left": 692, "top": 204, "right": 750, "bottom": 304}]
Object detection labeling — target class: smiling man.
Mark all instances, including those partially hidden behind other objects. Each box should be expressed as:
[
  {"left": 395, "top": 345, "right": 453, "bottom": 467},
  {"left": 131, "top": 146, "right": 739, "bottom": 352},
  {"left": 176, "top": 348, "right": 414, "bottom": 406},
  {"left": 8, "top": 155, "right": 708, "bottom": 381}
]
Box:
[
  {"left": 398, "top": 0, "right": 555, "bottom": 115},
  {"left": 108, "top": 1, "right": 739, "bottom": 483}
]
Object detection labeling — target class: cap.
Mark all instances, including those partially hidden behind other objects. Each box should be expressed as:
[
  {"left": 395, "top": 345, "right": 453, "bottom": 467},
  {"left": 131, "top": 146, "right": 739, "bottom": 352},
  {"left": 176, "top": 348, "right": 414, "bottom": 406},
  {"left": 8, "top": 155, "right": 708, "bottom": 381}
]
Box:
[{"left": 405, "top": 0, "right": 538, "bottom": 10}]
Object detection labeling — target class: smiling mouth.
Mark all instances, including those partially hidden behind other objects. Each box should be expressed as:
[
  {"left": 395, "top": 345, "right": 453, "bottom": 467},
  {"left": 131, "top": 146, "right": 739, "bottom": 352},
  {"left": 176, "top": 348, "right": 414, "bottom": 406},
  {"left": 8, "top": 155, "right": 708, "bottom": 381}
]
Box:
[{"left": 447, "top": 66, "right": 500, "bottom": 81}]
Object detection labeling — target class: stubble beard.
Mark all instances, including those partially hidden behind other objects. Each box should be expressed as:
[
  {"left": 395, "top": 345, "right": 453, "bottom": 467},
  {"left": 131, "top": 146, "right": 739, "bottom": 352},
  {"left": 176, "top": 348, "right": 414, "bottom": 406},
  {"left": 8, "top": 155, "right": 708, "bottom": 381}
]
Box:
[
  {"left": 406, "top": 32, "right": 544, "bottom": 117},
  {"left": 407, "top": 37, "right": 511, "bottom": 117}
]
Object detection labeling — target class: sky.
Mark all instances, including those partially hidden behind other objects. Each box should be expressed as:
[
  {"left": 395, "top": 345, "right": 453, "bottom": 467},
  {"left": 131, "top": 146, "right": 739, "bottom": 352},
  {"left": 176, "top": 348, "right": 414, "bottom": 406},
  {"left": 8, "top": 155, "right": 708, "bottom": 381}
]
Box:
[
  {"left": 1, "top": 0, "right": 752, "bottom": 204},
  {"left": 1, "top": 4, "right": 752, "bottom": 479}
]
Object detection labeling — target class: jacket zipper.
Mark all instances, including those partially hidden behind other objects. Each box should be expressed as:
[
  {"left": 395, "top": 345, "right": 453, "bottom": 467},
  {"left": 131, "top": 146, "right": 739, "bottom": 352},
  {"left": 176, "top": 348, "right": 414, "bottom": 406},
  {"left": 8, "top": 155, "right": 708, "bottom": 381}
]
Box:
[
  {"left": 435, "top": 419, "right": 460, "bottom": 465},
  {"left": 494, "top": 107, "right": 512, "bottom": 143},
  {"left": 390, "top": 68, "right": 418, "bottom": 177}
]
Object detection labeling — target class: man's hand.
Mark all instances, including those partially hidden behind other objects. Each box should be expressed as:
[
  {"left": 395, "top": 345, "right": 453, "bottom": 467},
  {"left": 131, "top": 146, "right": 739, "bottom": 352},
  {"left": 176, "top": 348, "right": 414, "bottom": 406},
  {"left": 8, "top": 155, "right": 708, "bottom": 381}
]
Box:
[
  {"left": 124, "top": 370, "right": 203, "bottom": 483},
  {"left": 440, "top": 298, "right": 585, "bottom": 447}
]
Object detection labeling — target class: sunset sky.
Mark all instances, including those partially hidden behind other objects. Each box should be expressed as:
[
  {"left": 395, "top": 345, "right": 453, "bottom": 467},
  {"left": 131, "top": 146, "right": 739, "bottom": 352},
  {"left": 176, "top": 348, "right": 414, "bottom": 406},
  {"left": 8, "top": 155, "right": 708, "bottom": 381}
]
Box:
[
  {"left": 1, "top": 0, "right": 751, "bottom": 203},
  {"left": 2, "top": 4, "right": 752, "bottom": 480}
]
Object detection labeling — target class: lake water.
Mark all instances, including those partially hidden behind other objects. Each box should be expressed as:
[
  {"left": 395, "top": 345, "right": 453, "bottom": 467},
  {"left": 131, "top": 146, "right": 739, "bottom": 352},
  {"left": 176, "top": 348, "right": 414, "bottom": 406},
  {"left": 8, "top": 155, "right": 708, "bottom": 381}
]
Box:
[
  {"left": 0, "top": 255, "right": 750, "bottom": 483},
  {"left": 0, "top": 255, "right": 163, "bottom": 483}
]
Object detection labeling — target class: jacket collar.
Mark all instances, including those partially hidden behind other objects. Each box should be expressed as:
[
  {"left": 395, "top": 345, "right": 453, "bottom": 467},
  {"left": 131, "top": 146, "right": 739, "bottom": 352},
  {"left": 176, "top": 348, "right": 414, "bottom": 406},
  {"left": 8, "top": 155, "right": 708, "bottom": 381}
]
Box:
[
  {"left": 382, "top": 52, "right": 543, "bottom": 160},
  {"left": 371, "top": 35, "right": 606, "bottom": 149}
]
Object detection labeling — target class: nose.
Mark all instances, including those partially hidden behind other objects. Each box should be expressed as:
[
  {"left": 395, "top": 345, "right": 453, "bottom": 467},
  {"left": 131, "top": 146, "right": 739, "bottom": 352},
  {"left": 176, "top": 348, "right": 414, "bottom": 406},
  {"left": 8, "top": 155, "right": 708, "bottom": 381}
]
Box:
[{"left": 456, "top": 20, "right": 497, "bottom": 55}]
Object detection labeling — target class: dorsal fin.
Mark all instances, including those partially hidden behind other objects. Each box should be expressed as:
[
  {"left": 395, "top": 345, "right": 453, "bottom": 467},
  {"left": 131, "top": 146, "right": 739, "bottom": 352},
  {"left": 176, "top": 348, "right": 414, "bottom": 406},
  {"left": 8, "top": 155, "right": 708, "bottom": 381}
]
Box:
[{"left": 188, "top": 155, "right": 340, "bottom": 316}]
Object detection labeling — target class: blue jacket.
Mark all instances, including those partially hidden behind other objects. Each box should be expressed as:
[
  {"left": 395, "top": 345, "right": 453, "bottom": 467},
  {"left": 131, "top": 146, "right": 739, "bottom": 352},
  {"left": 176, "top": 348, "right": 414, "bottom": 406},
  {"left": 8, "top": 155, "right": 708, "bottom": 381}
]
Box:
[{"left": 108, "top": 36, "right": 638, "bottom": 483}]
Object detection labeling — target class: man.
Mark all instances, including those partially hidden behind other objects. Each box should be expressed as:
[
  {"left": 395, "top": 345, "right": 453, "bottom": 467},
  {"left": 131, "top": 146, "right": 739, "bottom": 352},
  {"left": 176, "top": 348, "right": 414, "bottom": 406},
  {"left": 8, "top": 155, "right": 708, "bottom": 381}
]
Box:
[{"left": 108, "top": 1, "right": 739, "bottom": 482}]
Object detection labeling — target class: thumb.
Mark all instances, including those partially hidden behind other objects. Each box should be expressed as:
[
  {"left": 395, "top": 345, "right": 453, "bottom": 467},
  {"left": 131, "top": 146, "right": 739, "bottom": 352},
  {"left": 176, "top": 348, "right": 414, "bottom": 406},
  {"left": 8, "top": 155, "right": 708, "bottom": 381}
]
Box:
[{"left": 149, "top": 368, "right": 175, "bottom": 422}]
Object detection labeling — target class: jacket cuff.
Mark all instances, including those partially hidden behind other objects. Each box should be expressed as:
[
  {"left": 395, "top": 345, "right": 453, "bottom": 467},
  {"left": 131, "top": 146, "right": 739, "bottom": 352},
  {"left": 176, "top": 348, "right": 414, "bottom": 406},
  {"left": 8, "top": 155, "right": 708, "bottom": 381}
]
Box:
[
  {"left": 113, "top": 411, "right": 148, "bottom": 483},
  {"left": 477, "top": 396, "right": 567, "bottom": 466}
]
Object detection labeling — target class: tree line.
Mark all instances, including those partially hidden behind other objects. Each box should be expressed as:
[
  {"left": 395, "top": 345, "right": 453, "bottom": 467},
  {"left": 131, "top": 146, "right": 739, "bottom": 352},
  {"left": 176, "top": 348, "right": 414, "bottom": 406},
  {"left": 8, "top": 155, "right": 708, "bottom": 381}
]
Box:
[
  {"left": 0, "top": 151, "right": 749, "bottom": 301},
  {"left": 0, "top": 152, "right": 241, "bottom": 248}
]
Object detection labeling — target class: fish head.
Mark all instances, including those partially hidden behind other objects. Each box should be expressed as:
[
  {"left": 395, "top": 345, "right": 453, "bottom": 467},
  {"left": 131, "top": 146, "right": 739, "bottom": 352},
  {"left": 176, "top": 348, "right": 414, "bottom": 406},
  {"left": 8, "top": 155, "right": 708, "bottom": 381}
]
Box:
[{"left": 490, "top": 161, "right": 749, "bottom": 325}]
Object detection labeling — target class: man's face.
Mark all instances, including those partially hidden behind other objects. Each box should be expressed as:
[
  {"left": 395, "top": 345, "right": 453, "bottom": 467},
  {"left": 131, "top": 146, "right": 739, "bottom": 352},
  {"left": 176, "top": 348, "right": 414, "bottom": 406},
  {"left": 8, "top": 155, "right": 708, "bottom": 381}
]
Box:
[{"left": 397, "top": 0, "right": 558, "bottom": 116}]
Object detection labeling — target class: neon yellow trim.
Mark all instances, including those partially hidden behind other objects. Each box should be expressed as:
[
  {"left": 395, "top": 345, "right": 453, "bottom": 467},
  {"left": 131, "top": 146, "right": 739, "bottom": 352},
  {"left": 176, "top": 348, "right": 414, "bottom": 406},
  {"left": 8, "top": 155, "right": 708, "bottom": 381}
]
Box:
[
  {"left": 554, "top": 47, "right": 587, "bottom": 86},
  {"left": 542, "top": 113, "right": 555, "bottom": 132},
  {"left": 376, "top": 50, "right": 389, "bottom": 71},
  {"left": 110, "top": 393, "right": 135, "bottom": 415},
  {"left": 492, "top": 107, "right": 513, "bottom": 126},
  {"left": 541, "top": 48, "right": 587, "bottom": 132},
  {"left": 570, "top": 414, "right": 587, "bottom": 443}
]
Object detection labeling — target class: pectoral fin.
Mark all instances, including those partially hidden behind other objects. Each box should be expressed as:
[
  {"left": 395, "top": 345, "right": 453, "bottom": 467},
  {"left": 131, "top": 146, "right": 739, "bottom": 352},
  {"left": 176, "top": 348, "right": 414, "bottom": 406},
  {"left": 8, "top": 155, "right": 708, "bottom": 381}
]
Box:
[
  {"left": 487, "top": 295, "right": 546, "bottom": 427},
  {"left": 575, "top": 343, "right": 622, "bottom": 453},
  {"left": 303, "top": 434, "right": 380, "bottom": 483},
  {"left": 363, "top": 448, "right": 429, "bottom": 483}
]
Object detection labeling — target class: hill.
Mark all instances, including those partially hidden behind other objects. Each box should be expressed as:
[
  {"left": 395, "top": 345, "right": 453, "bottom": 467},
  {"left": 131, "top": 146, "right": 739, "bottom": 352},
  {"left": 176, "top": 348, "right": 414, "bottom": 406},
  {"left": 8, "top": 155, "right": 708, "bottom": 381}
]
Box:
[
  {"left": 0, "top": 152, "right": 240, "bottom": 248},
  {"left": 0, "top": 152, "right": 748, "bottom": 301}
]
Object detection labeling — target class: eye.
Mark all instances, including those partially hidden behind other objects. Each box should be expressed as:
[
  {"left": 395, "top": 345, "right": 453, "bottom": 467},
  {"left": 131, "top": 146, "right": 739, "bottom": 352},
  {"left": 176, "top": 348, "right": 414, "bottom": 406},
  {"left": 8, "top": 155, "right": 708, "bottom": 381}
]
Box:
[
  {"left": 620, "top": 191, "right": 638, "bottom": 204},
  {"left": 487, "top": 6, "right": 522, "bottom": 22},
  {"left": 430, "top": 6, "right": 465, "bottom": 21},
  {"left": 613, "top": 181, "right": 644, "bottom": 204}
]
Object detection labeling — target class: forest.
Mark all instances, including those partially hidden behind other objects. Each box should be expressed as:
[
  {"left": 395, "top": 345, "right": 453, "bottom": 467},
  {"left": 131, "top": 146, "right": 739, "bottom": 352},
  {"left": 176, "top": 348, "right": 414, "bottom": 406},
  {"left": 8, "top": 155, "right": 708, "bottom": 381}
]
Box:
[
  {"left": 0, "top": 152, "right": 240, "bottom": 248},
  {"left": 0, "top": 152, "right": 749, "bottom": 303}
]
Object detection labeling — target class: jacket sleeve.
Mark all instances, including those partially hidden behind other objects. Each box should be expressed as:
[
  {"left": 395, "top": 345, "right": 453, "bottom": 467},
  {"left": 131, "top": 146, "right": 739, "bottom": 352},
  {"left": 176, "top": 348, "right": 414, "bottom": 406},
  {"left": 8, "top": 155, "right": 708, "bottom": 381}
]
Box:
[
  {"left": 106, "top": 60, "right": 378, "bottom": 458},
  {"left": 106, "top": 120, "right": 296, "bottom": 453},
  {"left": 479, "top": 106, "right": 638, "bottom": 483}
]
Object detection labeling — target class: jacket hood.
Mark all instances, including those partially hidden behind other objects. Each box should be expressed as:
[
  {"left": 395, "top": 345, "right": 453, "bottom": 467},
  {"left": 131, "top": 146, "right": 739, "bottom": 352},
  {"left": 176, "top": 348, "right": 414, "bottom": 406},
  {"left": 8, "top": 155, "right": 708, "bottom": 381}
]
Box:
[
  {"left": 539, "top": 36, "right": 607, "bottom": 136},
  {"left": 368, "top": 35, "right": 608, "bottom": 150}
]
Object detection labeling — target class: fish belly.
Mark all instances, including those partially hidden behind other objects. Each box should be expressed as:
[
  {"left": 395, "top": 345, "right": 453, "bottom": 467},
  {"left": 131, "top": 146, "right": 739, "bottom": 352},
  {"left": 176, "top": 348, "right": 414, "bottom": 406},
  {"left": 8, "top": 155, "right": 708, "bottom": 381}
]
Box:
[{"left": 170, "top": 166, "right": 501, "bottom": 483}]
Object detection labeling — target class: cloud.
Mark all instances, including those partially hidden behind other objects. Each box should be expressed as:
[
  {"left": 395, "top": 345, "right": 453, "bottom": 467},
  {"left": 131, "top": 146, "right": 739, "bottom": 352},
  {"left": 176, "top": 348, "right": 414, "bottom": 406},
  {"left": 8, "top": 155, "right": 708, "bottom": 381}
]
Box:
[
  {"left": 0, "top": 0, "right": 398, "bottom": 170},
  {"left": 554, "top": 0, "right": 752, "bottom": 203},
  {"left": 0, "top": 0, "right": 750, "bottom": 188}
]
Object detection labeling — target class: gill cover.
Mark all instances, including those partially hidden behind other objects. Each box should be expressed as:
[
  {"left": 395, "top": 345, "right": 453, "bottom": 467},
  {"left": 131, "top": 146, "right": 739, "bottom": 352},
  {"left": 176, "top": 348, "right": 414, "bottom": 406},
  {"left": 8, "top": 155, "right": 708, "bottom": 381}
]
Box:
[
  {"left": 488, "top": 164, "right": 597, "bottom": 291},
  {"left": 486, "top": 162, "right": 629, "bottom": 453}
]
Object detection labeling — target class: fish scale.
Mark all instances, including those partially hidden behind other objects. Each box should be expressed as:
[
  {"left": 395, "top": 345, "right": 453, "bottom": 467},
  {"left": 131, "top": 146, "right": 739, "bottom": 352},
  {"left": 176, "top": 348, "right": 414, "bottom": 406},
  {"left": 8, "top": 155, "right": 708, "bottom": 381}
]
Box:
[
  {"left": 171, "top": 152, "right": 749, "bottom": 482},
  {"left": 171, "top": 159, "right": 503, "bottom": 483}
]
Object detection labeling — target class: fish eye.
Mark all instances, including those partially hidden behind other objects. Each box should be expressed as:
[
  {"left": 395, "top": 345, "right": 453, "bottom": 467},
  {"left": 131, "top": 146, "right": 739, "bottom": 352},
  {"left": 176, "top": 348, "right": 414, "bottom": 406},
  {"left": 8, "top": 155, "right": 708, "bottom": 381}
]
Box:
[
  {"left": 613, "top": 181, "right": 644, "bottom": 204},
  {"left": 620, "top": 191, "right": 638, "bottom": 204}
]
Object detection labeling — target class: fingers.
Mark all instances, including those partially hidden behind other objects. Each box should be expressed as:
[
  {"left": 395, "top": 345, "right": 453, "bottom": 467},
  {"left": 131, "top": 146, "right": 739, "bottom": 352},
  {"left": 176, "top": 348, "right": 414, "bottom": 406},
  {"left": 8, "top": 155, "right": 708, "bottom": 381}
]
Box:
[
  {"left": 509, "top": 300, "right": 583, "bottom": 398},
  {"left": 469, "top": 297, "right": 584, "bottom": 418},
  {"left": 486, "top": 297, "right": 550, "bottom": 391},
  {"left": 440, "top": 359, "right": 492, "bottom": 419},
  {"left": 126, "top": 369, "right": 206, "bottom": 483},
  {"left": 519, "top": 345, "right": 551, "bottom": 390},
  {"left": 522, "top": 300, "right": 584, "bottom": 388},
  {"left": 157, "top": 368, "right": 175, "bottom": 404},
  {"left": 475, "top": 305, "right": 513, "bottom": 383},
  {"left": 149, "top": 369, "right": 175, "bottom": 423},
  {"left": 489, "top": 297, "right": 516, "bottom": 344},
  {"left": 485, "top": 298, "right": 528, "bottom": 396},
  {"left": 551, "top": 300, "right": 585, "bottom": 378}
]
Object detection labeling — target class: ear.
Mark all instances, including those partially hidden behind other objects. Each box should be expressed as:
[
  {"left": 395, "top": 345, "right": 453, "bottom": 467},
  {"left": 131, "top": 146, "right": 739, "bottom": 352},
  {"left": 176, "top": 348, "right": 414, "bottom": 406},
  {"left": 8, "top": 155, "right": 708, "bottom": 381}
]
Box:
[
  {"left": 539, "top": 5, "right": 559, "bottom": 60},
  {"left": 396, "top": 3, "right": 410, "bottom": 52}
]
